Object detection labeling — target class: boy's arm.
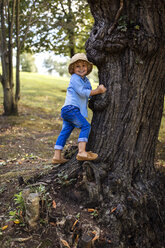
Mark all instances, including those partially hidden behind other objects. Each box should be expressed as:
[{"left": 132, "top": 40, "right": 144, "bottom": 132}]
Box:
[{"left": 90, "top": 84, "right": 106, "bottom": 96}]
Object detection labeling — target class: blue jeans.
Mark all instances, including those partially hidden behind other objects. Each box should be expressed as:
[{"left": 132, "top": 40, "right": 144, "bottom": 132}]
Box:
[{"left": 55, "top": 105, "right": 91, "bottom": 150}]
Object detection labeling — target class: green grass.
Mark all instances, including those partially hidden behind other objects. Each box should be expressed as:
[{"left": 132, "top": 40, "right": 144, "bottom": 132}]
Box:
[
  {"left": 156, "top": 101, "right": 165, "bottom": 166},
  {"left": 20, "top": 72, "right": 68, "bottom": 113},
  {"left": 159, "top": 101, "right": 165, "bottom": 142},
  {"left": 0, "top": 71, "right": 96, "bottom": 119}
]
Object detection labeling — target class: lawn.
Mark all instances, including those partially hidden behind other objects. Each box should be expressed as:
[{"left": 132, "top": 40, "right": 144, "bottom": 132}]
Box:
[{"left": 20, "top": 72, "right": 69, "bottom": 113}]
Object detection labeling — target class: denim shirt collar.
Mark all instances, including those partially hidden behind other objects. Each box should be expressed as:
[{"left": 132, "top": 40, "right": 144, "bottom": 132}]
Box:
[{"left": 73, "top": 74, "right": 88, "bottom": 83}]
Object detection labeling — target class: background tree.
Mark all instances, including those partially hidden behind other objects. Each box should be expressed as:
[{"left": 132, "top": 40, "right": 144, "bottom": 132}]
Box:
[
  {"left": 56, "top": 0, "right": 165, "bottom": 247},
  {"left": 1, "top": 0, "right": 17, "bottom": 115},
  {"left": 20, "top": 53, "right": 37, "bottom": 72},
  {"left": 43, "top": 56, "right": 68, "bottom": 76}
]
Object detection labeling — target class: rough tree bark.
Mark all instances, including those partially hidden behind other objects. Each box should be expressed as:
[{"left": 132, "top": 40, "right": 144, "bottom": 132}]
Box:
[
  {"left": 0, "top": 0, "right": 17, "bottom": 115},
  {"left": 85, "top": 0, "right": 165, "bottom": 247},
  {"left": 54, "top": 0, "right": 165, "bottom": 247},
  {"left": 15, "top": 0, "right": 20, "bottom": 109},
  {"left": 67, "top": 0, "right": 75, "bottom": 58}
]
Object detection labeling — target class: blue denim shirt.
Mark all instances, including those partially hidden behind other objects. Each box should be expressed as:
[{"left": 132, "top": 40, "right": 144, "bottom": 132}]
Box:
[{"left": 63, "top": 74, "right": 92, "bottom": 117}]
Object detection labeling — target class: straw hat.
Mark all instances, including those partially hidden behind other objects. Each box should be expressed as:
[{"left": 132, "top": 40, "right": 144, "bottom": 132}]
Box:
[{"left": 68, "top": 53, "right": 93, "bottom": 75}]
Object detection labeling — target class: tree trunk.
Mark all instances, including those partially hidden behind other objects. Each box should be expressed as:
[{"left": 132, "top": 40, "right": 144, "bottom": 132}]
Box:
[
  {"left": 67, "top": 0, "right": 75, "bottom": 57},
  {"left": 86, "top": 0, "right": 165, "bottom": 179},
  {"left": 0, "top": 0, "right": 17, "bottom": 115},
  {"left": 83, "top": 0, "right": 165, "bottom": 246},
  {"left": 51, "top": 1, "right": 164, "bottom": 247},
  {"left": 15, "top": 0, "right": 20, "bottom": 113}
]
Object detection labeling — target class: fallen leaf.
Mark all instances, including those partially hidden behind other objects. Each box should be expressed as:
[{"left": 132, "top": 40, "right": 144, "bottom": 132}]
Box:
[
  {"left": 87, "top": 208, "right": 95, "bottom": 212},
  {"left": 110, "top": 207, "right": 117, "bottom": 213},
  {"left": 134, "top": 25, "right": 140, "bottom": 30},
  {"left": 92, "top": 235, "right": 99, "bottom": 241},
  {"left": 50, "top": 222, "right": 56, "bottom": 226},
  {"left": 71, "top": 219, "right": 78, "bottom": 230},
  {"left": 52, "top": 200, "right": 56, "bottom": 209},
  {"left": 60, "top": 239, "right": 71, "bottom": 248},
  {"left": 75, "top": 234, "right": 79, "bottom": 243},
  {"left": 14, "top": 219, "right": 20, "bottom": 224},
  {"left": 2, "top": 225, "right": 8, "bottom": 230}
]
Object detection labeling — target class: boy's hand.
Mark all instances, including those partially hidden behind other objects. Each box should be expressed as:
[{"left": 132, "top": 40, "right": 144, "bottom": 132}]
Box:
[
  {"left": 97, "top": 84, "right": 107, "bottom": 93},
  {"left": 90, "top": 84, "right": 107, "bottom": 96}
]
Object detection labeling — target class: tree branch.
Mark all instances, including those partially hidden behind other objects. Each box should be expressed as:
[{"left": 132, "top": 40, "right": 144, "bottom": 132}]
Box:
[
  {"left": 108, "top": 0, "right": 124, "bottom": 35},
  {"left": 0, "top": 74, "right": 2, "bottom": 84},
  {"left": 0, "top": 0, "right": 8, "bottom": 82},
  {"left": 59, "top": 0, "right": 67, "bottom": 16},
  {"left": 8, "top": 0, "right": 16, "bottom": 88},
  {"left": 15, "top": 0, "right": 20, "bottom": 102},
  {"left": 10, "top": 0, "right": 16, "bottom": 35}
]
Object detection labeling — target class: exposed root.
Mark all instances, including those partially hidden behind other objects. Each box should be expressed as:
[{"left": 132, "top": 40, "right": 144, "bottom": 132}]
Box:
[{"left": 80, "top": 161, "right": 107, "bottom": 204}]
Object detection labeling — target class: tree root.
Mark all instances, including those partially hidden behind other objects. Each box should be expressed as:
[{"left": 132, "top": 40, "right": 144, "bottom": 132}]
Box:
[
  {"left": 23, "top": 157, "right": 165, "bottom": 247},
  {"left": 76, "top": 161, "right": 107, "bottom": 204}
]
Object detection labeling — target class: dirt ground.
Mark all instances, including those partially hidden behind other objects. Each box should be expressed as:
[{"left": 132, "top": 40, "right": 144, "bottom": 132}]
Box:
[
  {"left": 0, "top": 106, "right": 112, "bottom": 248},
  {"left": 0, "top": 105, "right": 164, "bottom": 248}
]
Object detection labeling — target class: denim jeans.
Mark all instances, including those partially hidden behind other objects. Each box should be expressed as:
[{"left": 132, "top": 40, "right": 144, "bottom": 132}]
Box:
[{"left": 55, "top": 105, "right": 91, "bottom": 150}]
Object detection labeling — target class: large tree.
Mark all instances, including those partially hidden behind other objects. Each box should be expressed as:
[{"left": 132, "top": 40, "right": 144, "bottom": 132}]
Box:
[
  {"left": 86, "top": 0, "right": 165, "bottom": 246},
  {"left": 55, "top": 0, "right": 165, "bottom": 247},
  {"left": 86, "top": 0, "right": 165, "bottom": 186}
]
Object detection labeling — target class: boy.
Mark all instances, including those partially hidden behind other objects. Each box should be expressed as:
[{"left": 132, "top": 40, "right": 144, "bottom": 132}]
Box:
[{"left": 52, "top": 53, "right": 106, "bottom": 164}]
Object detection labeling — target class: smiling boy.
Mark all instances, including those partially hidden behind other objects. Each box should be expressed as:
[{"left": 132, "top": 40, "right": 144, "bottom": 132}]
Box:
[{"left": 52, "top": 53, "right": 106, "bottom": 164}]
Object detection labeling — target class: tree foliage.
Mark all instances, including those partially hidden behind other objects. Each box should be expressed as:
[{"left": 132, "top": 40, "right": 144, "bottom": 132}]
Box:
[
  {"left": 23, "top": 0, "right": 94, "bottom": 57},
  {"left": 43, "top": 56, "right": 68, "bottom": 76},
  {"left": 20, "top": 53, "right": 37, "bottom": 72},
  {"left": 0, "top": 0, "right": 93, "bottom": 115}
]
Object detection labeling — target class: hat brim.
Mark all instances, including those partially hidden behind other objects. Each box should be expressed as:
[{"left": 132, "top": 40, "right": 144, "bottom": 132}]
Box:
[{"left": 68, "top": 59, "right": 93, "bottom": 75}]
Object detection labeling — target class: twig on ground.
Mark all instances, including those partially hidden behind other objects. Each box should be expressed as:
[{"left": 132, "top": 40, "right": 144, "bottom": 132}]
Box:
[{"left": 12, "top": 236, "right": 33, "bottom": 242}]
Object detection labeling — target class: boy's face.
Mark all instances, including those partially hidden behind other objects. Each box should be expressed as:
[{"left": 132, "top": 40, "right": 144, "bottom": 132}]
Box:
[{"left": 73, "top": 61, "right": 88, "bottom": 78}]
